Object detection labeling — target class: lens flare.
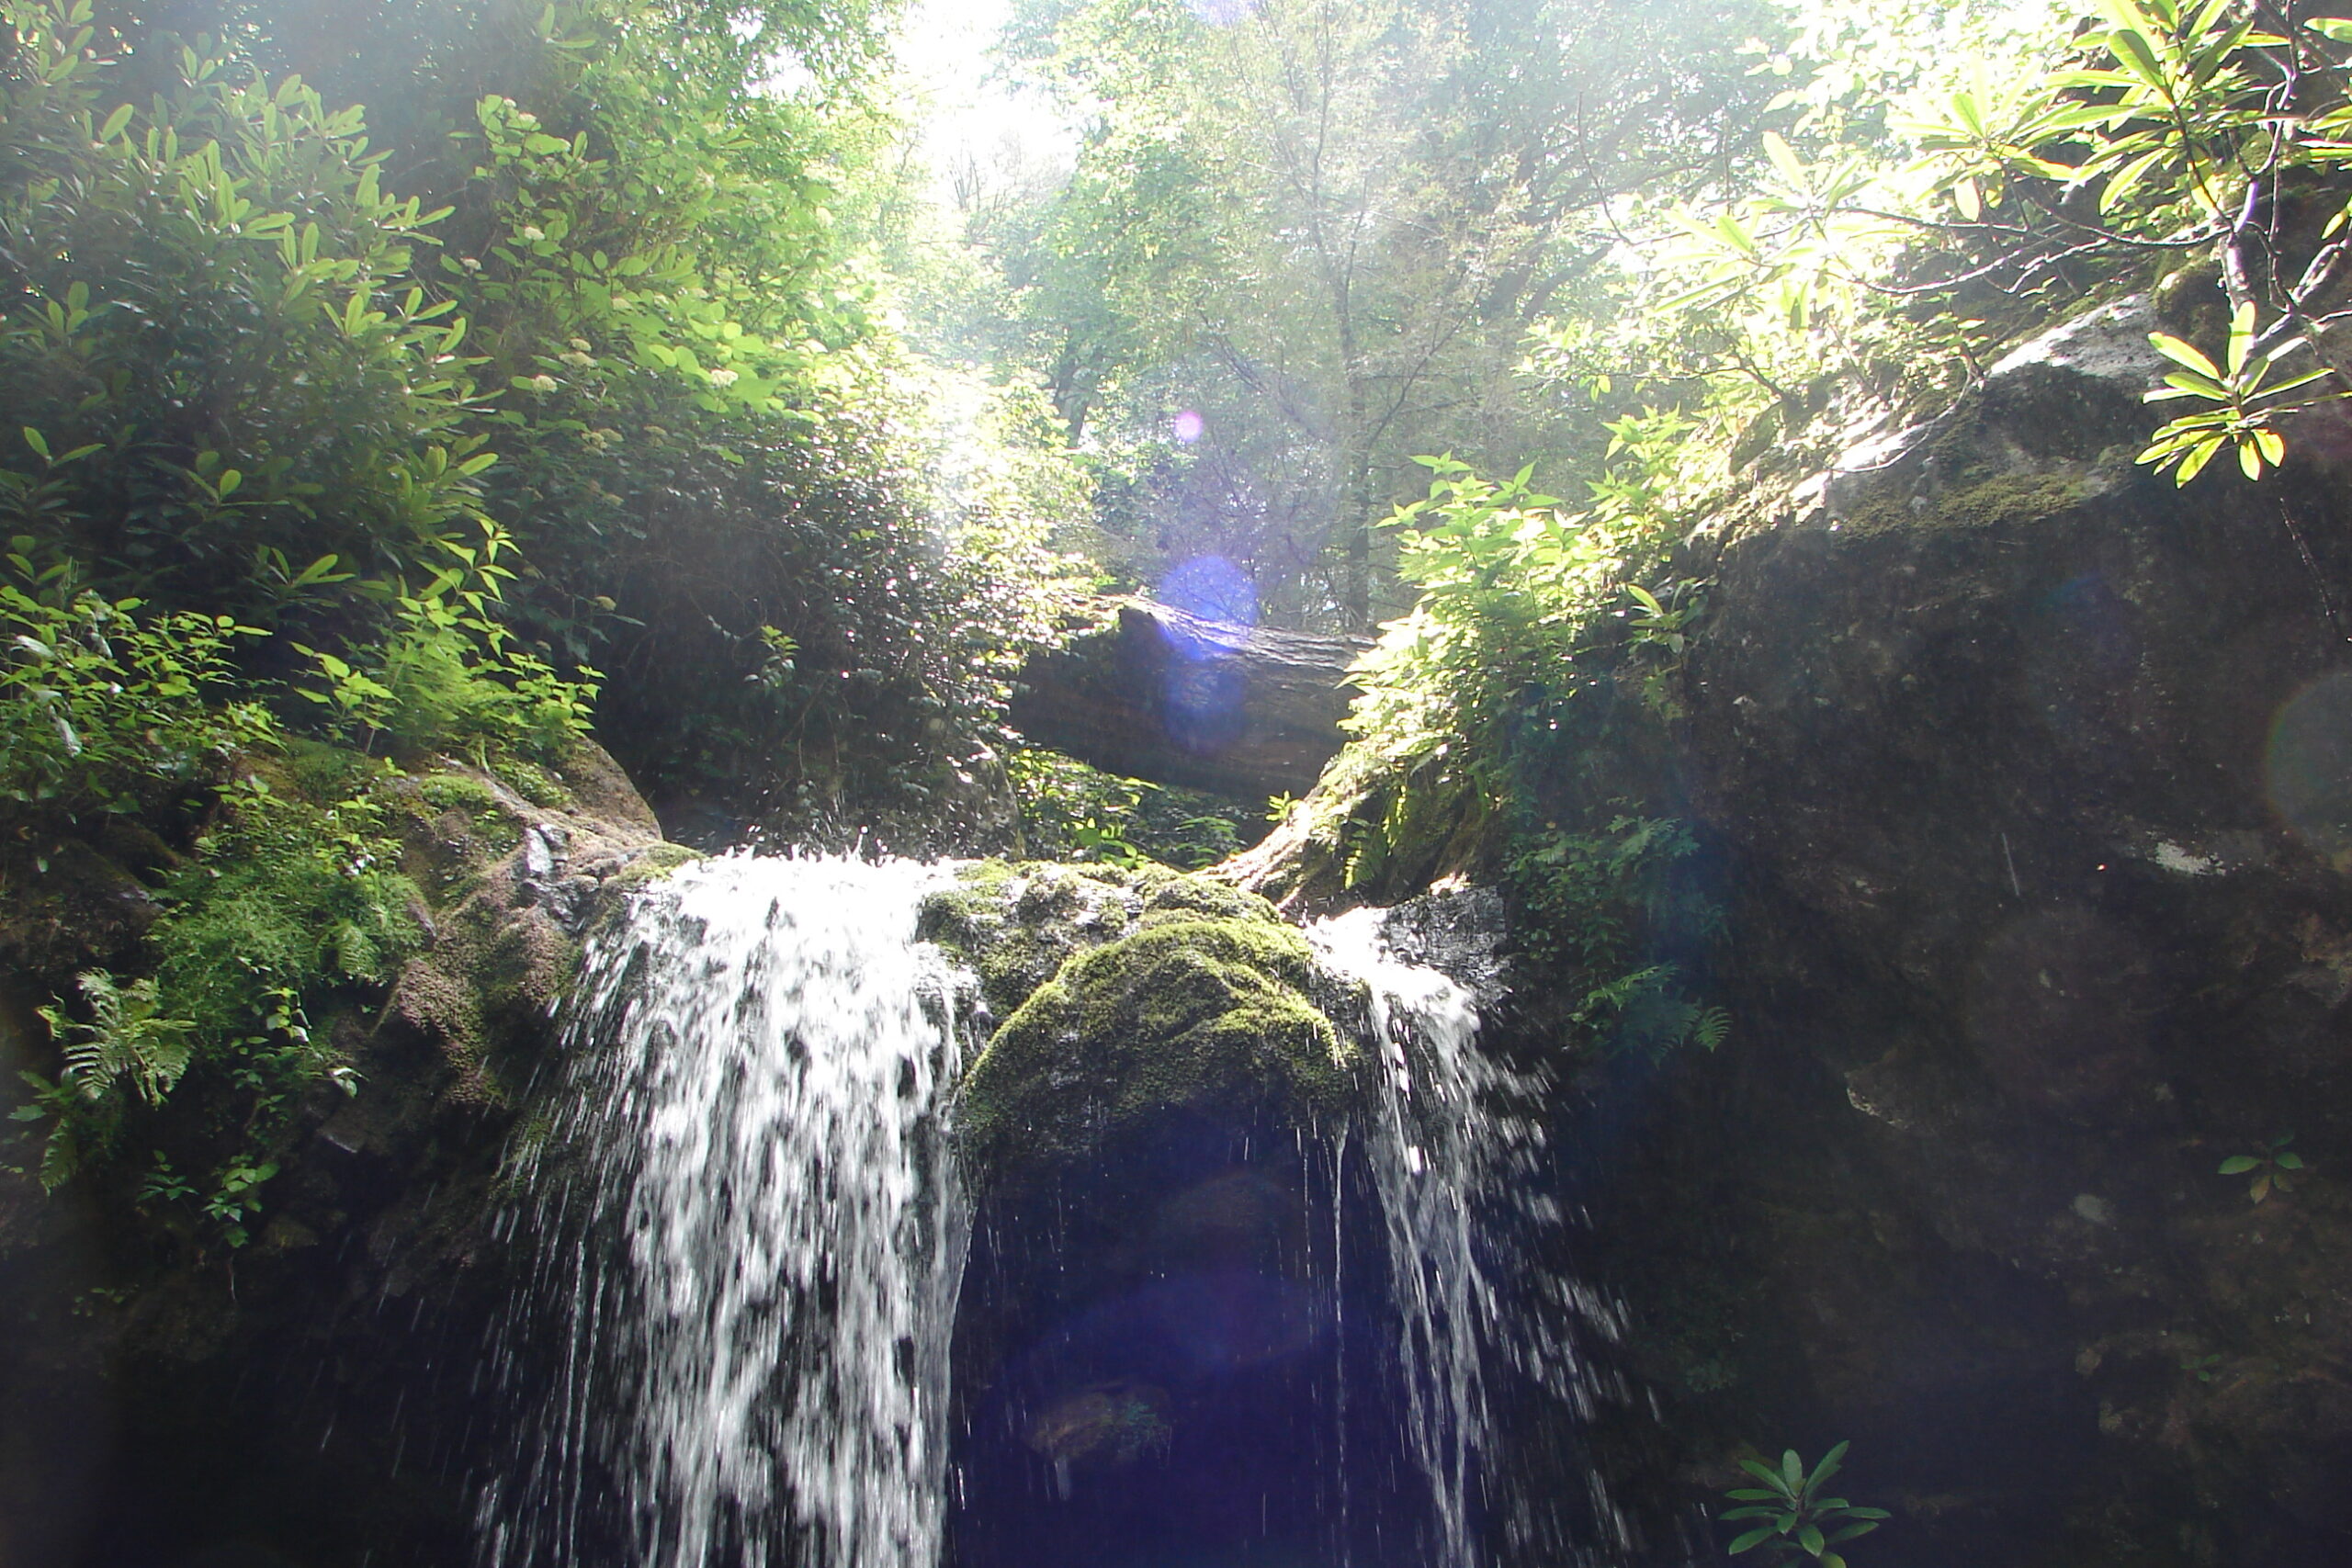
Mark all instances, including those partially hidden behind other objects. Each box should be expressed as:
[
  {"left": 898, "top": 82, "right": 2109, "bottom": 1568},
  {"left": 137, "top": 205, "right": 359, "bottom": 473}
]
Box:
[
  {"left": 2266, "top": 671, "right": 2352, "bottom": 862},
  {"left": 1182, "top": 0, "right": 1257, "bottom": 23},
  {"left": 1159, "top": 555, "right": 1256, "bottom": 632},
  {"left": 1171, "top": 408, "right": 1205, "bottom": 444}
]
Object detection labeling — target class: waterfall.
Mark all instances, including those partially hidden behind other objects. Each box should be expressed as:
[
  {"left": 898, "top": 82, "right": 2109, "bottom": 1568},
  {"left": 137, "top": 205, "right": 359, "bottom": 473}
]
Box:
[
  {"left": 473, "top": 857, "right": 1628, "bottom": 1568},
  {"left": 1311, "top": 905, "right": 1633, "bottom": 1568},
  {"left": 478, "top": 855, "right": 973, "bottom": 1568}
]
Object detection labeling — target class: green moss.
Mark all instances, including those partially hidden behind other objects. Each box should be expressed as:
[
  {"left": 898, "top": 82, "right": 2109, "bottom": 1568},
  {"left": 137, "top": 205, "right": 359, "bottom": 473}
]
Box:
[
  {"left": 608, "top": 840, "right": 705, "bottom": 888},
  {"left": 919, "top": 859, "right": 1142, "bottom": 1018},
  {"left": 418, "top": 775, "right": 501, "bottom": 816},
  {"left": 389, "top": 887, "right": 579, "bottom": 1104},
  {"left": 1923, "top": 471, "right": 2094, "bottom": 533},
  {"left": 956, "top": 916, "right": 1357, "bottom": 1182},
  {"left": 492, "top": 757, "right": 573, "bottom": 809},
  {"left": 1835, "top": 468, "right": 2097, "bottom": 538}
]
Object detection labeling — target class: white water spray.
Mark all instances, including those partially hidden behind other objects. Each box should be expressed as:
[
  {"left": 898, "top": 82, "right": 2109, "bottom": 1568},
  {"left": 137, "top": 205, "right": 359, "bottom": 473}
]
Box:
[
  {"left": 479, "top": 856, "right": 972, "bottom": 1568},
  {"left": 1312, "top": 903, "right": 1633, "bottom": 1568}
]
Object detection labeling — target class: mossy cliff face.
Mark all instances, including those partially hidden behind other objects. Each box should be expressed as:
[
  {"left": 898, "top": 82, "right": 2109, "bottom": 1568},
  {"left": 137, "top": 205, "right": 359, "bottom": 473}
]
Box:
[
  {"left": 1643, "top": 295, "right": 2352, "bottom": 1564},
  {"left": 1217, "top": 295, "right": 2352, "bottom": 1564},
  {"left": 919, "top": 862, "right": 1358, "bottom": 1186},
  {"left": 0, "top": 740, "right": 696, "bottom": 1568}
]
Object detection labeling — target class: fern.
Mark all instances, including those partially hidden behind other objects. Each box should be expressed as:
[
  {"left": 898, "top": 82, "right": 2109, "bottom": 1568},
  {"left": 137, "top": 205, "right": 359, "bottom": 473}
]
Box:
[
  {"left": 15, "top": 972, "right": 197, "bottom": 1190},
  {"left": 42, "top": 972, "right": 196, "bottom": 1107}
]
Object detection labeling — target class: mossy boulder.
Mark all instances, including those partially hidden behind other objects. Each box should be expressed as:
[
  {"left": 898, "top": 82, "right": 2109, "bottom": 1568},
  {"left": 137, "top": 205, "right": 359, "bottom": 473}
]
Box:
[
  {"left": 921, "top": 860, "right": 1359, "bottom": 1186},
  {"left": 919, "top": 858, "right": 1282, "bottom": 1019}
]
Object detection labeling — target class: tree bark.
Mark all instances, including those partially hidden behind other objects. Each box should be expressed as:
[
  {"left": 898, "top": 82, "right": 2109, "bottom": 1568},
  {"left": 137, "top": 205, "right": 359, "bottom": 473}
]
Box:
[{"left": 1009, "top": 599, "right": 1368, "bottom": 800}]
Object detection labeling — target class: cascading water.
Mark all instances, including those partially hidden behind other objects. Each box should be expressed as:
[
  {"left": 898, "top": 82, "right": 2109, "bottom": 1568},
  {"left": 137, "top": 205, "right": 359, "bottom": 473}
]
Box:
[
  {"left": 477, "top": 855, "right": 974, "bottom": 1568},
  {"left": 1311, "top": 905, "right": 1634, "bottom": 1568},
  {"left": 475, "top": 854, "right": 1629, "bottom": 1568}
]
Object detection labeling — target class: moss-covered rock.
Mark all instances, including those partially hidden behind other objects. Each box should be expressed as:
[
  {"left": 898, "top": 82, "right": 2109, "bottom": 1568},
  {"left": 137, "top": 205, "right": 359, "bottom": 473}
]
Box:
[
  {"left": 956, "top": 916, "right": 1354, "bottom": 1182},
  {"left": 918, "top": 859, "right": 1359, "bottom": 1186}
]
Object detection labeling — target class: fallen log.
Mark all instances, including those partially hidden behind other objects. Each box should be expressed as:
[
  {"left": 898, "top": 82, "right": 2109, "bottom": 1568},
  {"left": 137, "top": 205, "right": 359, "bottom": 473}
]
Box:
[{"left": 1009, "top": 599, "right": 1367, "bottom": 800}]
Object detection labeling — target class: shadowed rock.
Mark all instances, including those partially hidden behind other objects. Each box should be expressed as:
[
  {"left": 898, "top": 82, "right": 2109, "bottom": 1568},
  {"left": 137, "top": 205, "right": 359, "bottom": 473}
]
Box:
[{"left": 1011, "top": 599, "right": 1367, "bottom": 799}]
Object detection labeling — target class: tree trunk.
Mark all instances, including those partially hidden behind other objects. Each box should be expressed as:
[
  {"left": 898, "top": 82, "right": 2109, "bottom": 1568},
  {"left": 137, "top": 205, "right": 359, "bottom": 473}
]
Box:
[{"left": 1008, "top": 598, "right": 1369, "bottom": 800}]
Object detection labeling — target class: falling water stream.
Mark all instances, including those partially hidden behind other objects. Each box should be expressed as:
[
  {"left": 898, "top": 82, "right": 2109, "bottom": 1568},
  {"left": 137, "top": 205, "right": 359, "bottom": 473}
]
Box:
[
  {"left": 478, "top": 857, "right": 1623, "bottom": 1568},
  {"left": 479, "top": 856, "right": 973, "bottom": 1568}
]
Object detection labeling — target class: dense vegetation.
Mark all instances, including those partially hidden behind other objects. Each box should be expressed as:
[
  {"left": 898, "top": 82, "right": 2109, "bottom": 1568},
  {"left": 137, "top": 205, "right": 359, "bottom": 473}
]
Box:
[
  {"left": 0, "top": 0, "right": 1084, "bottom": 1237},
  {"left": 8, "top": 0, "right": 2352, "bottom": 1278}
]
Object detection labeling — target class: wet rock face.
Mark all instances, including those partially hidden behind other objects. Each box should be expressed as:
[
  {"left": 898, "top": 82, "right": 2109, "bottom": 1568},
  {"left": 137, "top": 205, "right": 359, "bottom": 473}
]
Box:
[
  {"left": 1683, "top": 299, "right": 2352, "bottom": 1563},
  {"left": 0, "top": 743, "right": 693, "bottom": 1568},
  {"left": 921, "top": 861, "right": 1359, "bottom": 1189},
  {"left": 921, "top": 861, "right": 1378, "bottom": 1568}
]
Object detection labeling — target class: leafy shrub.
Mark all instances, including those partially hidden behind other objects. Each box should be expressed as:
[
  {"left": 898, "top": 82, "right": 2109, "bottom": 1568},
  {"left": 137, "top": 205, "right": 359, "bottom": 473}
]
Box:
[
  {"left": 1718, "top": 1442, "right": 1889, "bottom": 1566},
  {"left": 1008, "top": 749, "right": 1255, "bottom": 870},
  {"left": 297, "top": 536, "right": 597, "bottom": 763},
  {"left": 12, "top": 970, "right": 193, "bottom": 1189},
  {"left": 152, "top": 771, "right": 423, "bottom": 1048},
  {"left": 0, "top": 0, "right": 491, "bottom": 623},
  {"left": 0, "top": 576, "right": 274, "bottom": 827}
]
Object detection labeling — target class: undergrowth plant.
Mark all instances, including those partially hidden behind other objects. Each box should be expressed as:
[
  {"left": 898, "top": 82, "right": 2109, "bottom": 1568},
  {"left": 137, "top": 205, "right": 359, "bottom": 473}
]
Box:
[
  {"left": 1321, "top": 417, "right": 1729, "bottom": 1057},
  {"left": 1719, "top": 1442, "right": 1890, "bottom": 1566},
  {"left": 2219, "top": 1132, "right": 2306, "bottom": 1202},
  {"left": 0, "top": 576, "right": 274, "bottom": 831}
]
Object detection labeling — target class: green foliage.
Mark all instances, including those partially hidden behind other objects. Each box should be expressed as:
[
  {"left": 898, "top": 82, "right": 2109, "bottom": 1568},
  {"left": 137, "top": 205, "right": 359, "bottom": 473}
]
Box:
[
  {"left": 13, "top": 971, "right": 194, "bottom": 1189},
  {"left": 2139, "top": 302, "right": 2338, "bottom": 482},
  {"left": 1719, "top": 1441, "right": 1891, "bottom": 1567},
  {"left": 295, "top": 529, "right": 597, "bottom": 762},
  {"left": 1351, "top": 413, "right": 1702, "bottom": 761},
  {"left": 0, "top": 580, "right": 273, "bottom": 826},
  {"left": 978, "top": 0, "right": 1785, "bottom": 627},
  {"left": 153, "top": 771, "right": 422, "bottom": 1046},
  {"left": 1322, "top": 429, "right": 1724, "bottom": 1055},
  {"left": 0, "top": 0, "right": 490, "bottom": 621},
  {"left": 8, "top": 755, "right": 415, "bottom": 1244},
  {"left": 1635, "top": 0, "right": 2352, "bottom": 490},
  {"left": 1507, "top": 815, "right": 1729, "bottom": 1058},
  {"left": 2218, "top": 1131, "right": 2306, "bottom": 1203},
  {"left": 1008, "top": 749, "right": 1250, "bottom": 871}
]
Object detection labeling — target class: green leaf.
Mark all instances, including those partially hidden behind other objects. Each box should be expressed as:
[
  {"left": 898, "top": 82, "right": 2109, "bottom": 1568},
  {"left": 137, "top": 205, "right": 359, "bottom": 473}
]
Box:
[
  {"left": 2105, "top": 26, "right": 2168, "bottom": 90},
  {"left": 2276, "top": 1151, "right": 2305, "bottom": 1169},
  {"left": 2149, "top": 333, "right": 2222, "bottom": 379},
  {"left": 1799, "top": 1525, "right": 1826, "bottom": 1555},
  {"left": 21, "top": 426, "right": 50, "bottom": 459},
  {"left": 98, "top": 102, "right": 133, "bottom": 141},
  {"left": 2227, "top": 302, "right": 2257, "bottom": 377},
  {"left": 2174, "top": 434, "right": 2223, "bottom": 484},
  {"left": 2219, "top": 1155, "right": 2260, "bottom": 1174},
  {"left": 1813, "top": 1441, "right": 1849, "bottom": 1485},
  {"left": 1727, "top": 1528, "right": 1778, "bottom": 1554}
]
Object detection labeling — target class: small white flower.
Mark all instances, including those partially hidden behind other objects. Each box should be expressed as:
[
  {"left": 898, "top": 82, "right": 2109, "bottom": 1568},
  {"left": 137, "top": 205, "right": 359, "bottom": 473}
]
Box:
[
  {"left": 529, "top": 374, "right": 559, "bottom": 392},
  {"left": 707, "top": 367, "right": 740, "bottom": 388}
]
